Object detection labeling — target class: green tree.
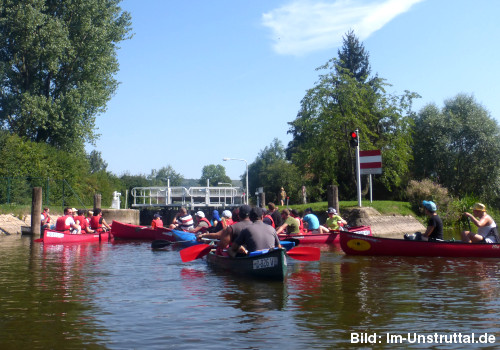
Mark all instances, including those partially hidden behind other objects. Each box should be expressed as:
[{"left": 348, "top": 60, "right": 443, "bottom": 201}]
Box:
[
  {"left": 412, "top": 94, "right": 500, "bottom": 203},
  {"left": 199, "top": 164, "right": 231, "bottom": 186},
  {"left": 248, "top": 139, "right": 301, "bottom": 204},
  {"left": 0, "top": 0, "right": 132, "bottom": 151},
  {"left": 337, "top": 29, "right": 371, "bottom": 83},
  {"left": 287, "top": 53, "right": 418, "bottom": 200},
  {"left": 148, "top": 166, "right": 183, "bottom": 186},
  {"left": 87, "top": 150, "right": 108, "bottom": 174}
]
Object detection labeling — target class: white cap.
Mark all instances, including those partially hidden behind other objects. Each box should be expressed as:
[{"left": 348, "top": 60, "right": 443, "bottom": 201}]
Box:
[
  {"left": 222, "top": 210, "right": 232, "bottom": 218},
  {"left": 195, "top": 211, "right": 205, "bottom": 218}
]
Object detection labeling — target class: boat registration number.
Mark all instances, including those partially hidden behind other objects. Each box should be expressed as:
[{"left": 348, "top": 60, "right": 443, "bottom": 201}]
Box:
[
  {"left": 353, "top": 230, "right": 371, "bottom": 235},
  {"left": 46, "top": 231, "right": 64, "bottom": 238},
  {"left": 253, "top": 257, "right": 278, "bottom": 270}
]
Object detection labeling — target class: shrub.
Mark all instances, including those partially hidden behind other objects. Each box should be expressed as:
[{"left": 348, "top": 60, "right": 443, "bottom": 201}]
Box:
[{"left": 405, "top": 179, "right": 456, "bottom": 225}]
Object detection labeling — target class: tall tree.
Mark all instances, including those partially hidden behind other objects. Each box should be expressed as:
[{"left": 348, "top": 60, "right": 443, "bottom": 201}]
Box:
[
  {"left": 337, "top": 29, "right": 370, "bottom": 83},
  {"left": 87, "top": 150, "right": 108, "bottom": 174},
  {"left": 248, "top": 139, "right": 301, "bottom": 203},
  {"left": 0, "top": 0, "right": 132, "bottom": 151},
  {"left": 412, "top": 94, "right": 500, "bottom": 203},
  {"left": 287, "top": 31, "right": 419, "bottom": 200},
  {"left": 199, "top": 164, "right": 231, "bottom": 186}
]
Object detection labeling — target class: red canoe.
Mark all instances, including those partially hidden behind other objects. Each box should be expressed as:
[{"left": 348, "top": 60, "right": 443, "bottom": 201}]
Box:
[
  {"left": 278, "top": 225, "right": 372, "bottom": 245},
  {"left": 340, "top": 231, "right": 500, "bottom": 257},
  {"left": 38, "top": 230, "right": 110, "bottom": 244},
  {"left": 111, "top": 220, "right": 174, "bottom": 241}
]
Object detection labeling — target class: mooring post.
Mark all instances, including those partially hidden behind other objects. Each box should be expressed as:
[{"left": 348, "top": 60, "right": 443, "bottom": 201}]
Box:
[
  {"left": 327, "top": 185, "right": 340, "bottom": 213},
  {"left": 94, "top": 193, "right": 101, "bottom": 211},
  {"left": 31, "top": 187, "right": 42, "bottom": 237}
]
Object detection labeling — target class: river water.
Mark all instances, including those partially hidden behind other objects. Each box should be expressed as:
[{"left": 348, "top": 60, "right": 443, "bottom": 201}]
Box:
[{"left": 1, "top": 235, "right": 499, "bottom": 349}]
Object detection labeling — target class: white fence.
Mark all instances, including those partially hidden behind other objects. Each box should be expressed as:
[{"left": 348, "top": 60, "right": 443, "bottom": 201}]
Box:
[{"left": 131, "top": 186, "right": 245, "bottom": 208}]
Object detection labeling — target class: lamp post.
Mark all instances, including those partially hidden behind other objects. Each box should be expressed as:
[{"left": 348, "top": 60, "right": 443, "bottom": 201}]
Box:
[{"left": 223, "top": 158, "right": 248, "bottom": 204}]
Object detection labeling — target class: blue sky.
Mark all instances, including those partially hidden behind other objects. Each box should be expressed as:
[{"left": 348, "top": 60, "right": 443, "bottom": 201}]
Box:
[{"left": 91, "top": 0, "right": 500, "bottom": 180}]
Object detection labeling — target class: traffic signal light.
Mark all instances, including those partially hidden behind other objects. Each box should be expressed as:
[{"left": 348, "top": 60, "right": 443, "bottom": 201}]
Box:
[{"left": 350, "top": 130, "right": 358, "bottom": 147}]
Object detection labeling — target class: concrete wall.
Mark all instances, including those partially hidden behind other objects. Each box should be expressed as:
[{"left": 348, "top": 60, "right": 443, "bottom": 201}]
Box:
[{"left": 103, "top": 209, "right": 140, "bottom": 225}]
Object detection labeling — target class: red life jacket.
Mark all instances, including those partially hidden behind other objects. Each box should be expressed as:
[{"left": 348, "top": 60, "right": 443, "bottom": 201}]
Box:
[
  {"left": 55, "top": 215, "right": 71, "bottom": 233},
  {"left": 42, "top": 211, "right": 51, "bottom": 223},
  {"left": 90, "top": 216, "right": 103, "bottom": 231},
  {"left": 151, "top": 218, "right": 163, "bottom": 229},
  {"left": 264, "top": 214, "right": 275, "bottom": 228},
  {"left": 198, "top": 217, "right": 211, "bottom": 227},
  {"left": 74, "top": 215, "right": 88, "bottom": 231}
]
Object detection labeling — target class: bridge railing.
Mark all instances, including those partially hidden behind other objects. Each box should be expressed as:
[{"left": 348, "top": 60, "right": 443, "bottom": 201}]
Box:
[{"left": 131, "top": 186, "right": 245, "bottom": 208}]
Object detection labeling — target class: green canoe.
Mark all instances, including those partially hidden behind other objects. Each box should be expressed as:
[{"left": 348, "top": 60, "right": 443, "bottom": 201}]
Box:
[{"left": 206, "top": 248, "right": 287, "bottom": 280}]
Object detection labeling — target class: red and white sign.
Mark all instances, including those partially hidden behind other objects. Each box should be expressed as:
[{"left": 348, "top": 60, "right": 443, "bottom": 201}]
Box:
[{"left": 359, "top": 150, "right": 382, "bottom": 175}]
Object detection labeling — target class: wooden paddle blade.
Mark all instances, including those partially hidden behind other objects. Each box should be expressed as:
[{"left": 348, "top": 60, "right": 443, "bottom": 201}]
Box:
[
  {"left": 286, "top": 246, "right": 321, "bottom": 261},
  {"left": 180, "top": 244, "right": 212, "bottom": 262},
  {"left": 151, "top": 240, "right": 172, "bottom": 249}
]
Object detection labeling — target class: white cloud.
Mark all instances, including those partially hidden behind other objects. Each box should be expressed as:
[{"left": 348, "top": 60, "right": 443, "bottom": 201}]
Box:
[{"left": 262, "top": 0, "right": 424, "bottom": 56}]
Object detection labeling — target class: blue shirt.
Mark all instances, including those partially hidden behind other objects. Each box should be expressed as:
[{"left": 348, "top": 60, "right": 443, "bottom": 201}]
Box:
[{"left": 303, "top": 214, "right": 320, "bottom": 230}]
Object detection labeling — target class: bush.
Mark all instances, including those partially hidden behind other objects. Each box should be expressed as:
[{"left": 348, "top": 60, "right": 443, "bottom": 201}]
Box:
[{"left": 405, "top": 179, "right": 456, "bottom": 225}]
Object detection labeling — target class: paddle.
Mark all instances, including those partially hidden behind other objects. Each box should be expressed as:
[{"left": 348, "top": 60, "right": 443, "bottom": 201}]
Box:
[
  {"left": 151, "top": 239, "right": 199, "bottom": 249},
  {"left": 180, "top": 244, "right": 213, "bottom": 262},
  {"left": 286, "top": 246, "right": 321, "bottom": 261}
]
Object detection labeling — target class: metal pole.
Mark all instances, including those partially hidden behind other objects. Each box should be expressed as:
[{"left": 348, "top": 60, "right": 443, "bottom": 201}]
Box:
[
  {"left": 355, "top": 129, "right": 362, "bottom": 207},
  {"left": 223, "top": 158, "right": 249, "bottom": 205},
  {"left": 369, "top": 174, "right": 373, "bottom": 203},
  {"left": 245, "top": 160, "right": 249, "bottom": 205}
]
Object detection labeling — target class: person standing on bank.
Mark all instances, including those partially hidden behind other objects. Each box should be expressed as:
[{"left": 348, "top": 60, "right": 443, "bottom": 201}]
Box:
[
  {"left": 280, "top": 187, "right": 287, "bottom": 207},
  {"left": 461, "top": 203, "right": 499, "bottom": 243}
]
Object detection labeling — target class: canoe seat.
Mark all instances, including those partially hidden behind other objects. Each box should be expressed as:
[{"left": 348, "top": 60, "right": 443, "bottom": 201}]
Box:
[{"left": 248, "top": 249, "right": 269, "bottom": 257}]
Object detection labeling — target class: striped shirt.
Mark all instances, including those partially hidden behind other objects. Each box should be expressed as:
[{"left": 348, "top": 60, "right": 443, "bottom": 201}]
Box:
[{"left": 177, "top": 214, "right": 194, "bottom": 231}]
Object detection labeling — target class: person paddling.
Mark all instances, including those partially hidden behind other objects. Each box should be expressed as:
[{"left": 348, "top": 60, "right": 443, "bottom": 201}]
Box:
[
  {"left": 461, "top": 203, "right": 499, "bottom": 243},
  {"left": 405, "top": 200, "right": 443, "bottom": 241}
]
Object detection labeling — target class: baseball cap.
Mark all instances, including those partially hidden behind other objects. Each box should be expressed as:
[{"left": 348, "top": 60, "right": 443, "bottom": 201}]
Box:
[
  {"left": 222, "top": 210, "right": 232, "bottom": 218},
  {"left": 195, "top": 211, "right": 205, "bottom": 218},
  {"left": 238, "top": 205, "right": 251, "bottom": 219},
  {"left": 250, "top": 206, "right": 263, "bottom": 220},
  {"left": 327, "top": 207, "right": 337, "bottom": 214}
]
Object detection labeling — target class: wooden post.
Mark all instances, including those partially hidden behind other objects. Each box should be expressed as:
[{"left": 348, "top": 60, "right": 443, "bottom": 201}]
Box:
[
  {"left": 94, "top": 193, "right": 101, "bottom": 211},
  {"left": 31, "top": 187, "right": 42, "bottom": 236},
  {"left": 327, "top": 185, "right": 339, "bottom": 213},
  {"left": 258, "top": 192, "right": 266, "bottom": 208}
]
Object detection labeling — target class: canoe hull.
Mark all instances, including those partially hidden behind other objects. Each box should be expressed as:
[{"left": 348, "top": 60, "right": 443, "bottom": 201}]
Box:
[
  {"left": 340, "top": 231, "right": 500, "bottom": 257},
  {"left": 206, "top": 248, "right": 287, "bottom": 280},
  {"left": 279, "top": 225, "right": 372, "bottom": 245},
  {"left": 42, "top": 230, "right": 109, "bottom": 244},
  {"left": 111, "top": 220, "right": 174, "bottom": 241}
]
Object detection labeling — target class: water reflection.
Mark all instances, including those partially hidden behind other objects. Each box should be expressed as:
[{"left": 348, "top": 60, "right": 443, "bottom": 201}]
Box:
[
  {"left": 0, "top": 237, "right": 108, "bottom": 349},
  {"left": 2, "top": 235, "right": 500, "bottom": 349}
]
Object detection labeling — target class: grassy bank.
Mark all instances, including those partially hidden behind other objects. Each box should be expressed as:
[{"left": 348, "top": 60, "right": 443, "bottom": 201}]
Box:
[{"left": 287, "top": 200, "right": 418, "bottom": 216}]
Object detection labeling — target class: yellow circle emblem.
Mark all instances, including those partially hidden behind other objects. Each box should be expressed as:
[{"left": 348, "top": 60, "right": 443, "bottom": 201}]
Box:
[{"left": 346, "top": 239, "right": 371, "bottom": 251}]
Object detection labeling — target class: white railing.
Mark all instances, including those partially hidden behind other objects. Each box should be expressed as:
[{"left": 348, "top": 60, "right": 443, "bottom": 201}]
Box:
[{"left": 131, "top": 186, "right": 245, "bottom": 208}]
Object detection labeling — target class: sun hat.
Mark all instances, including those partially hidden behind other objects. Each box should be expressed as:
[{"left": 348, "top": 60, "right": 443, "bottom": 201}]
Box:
[
  {"left": 422, "top": 200, "right": 437, "bottom": 212},
  {"left": 327, "top": 207, "right": 337, "bottom": 214},
  {"left": 222, "top": 210, "right": 232, "bottom": 218},
  {"left": 471, "top": 203, "right": 486, "bottom": 211},
  {"left": 195, "top": 211, "right": 205, "bottom": 218}
]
